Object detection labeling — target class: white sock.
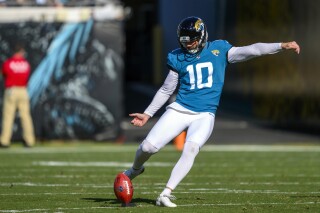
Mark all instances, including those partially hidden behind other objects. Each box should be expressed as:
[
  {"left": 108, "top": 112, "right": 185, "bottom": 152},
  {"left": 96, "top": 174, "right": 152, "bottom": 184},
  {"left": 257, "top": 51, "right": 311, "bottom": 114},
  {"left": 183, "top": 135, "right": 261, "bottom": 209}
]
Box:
[
  {"left": 160, "top": 187, "right": 172, "bottom": 196},
  {"left": 166, "top": 142, "right": 200, "bottom": 190}
]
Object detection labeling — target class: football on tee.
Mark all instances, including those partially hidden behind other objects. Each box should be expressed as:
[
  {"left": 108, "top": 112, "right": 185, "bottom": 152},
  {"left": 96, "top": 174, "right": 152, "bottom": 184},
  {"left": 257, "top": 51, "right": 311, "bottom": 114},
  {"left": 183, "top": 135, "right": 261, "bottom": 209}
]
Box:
[{"left": 113, "top": 173, "right": 134, "bottom": 204}]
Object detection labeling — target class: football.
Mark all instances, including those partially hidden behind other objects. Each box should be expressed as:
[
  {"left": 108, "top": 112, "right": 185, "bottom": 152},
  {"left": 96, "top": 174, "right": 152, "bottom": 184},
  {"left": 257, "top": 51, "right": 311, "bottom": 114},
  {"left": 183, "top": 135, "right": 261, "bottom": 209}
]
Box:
[{"left": 113, "top": 173, "right": 134, "bottom": 205}]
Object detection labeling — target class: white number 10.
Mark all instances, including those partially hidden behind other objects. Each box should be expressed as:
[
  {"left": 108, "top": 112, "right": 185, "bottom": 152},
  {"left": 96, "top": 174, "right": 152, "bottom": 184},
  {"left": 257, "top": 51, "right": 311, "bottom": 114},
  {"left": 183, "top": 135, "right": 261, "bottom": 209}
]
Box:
[{"left": 186, "top": 62, "right": 213, "bottom": 90}]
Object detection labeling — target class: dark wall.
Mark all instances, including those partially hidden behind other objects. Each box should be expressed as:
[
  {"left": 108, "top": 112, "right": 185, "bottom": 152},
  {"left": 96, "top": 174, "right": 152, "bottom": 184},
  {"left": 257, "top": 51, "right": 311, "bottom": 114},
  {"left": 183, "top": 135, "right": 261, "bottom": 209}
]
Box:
[{"left": 224, "top": 0, "right": 320, "bottom": 130}]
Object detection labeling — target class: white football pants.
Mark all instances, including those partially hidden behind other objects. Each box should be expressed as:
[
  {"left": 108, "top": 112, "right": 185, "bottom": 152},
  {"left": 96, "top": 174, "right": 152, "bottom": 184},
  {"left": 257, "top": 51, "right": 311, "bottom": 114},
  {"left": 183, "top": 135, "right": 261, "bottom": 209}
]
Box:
[
  {"left": 144, "top": 108, "right": 215, "bottom": 191},
  {"left": 146, "top": 108, "right": 215, "bottom": 150}
]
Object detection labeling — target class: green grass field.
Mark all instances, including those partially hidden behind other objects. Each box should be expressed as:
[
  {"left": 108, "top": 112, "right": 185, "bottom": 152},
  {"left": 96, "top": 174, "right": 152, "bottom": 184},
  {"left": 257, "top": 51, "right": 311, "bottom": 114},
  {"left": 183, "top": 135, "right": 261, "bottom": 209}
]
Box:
[{"left": 0, "top": 143, "right": 319, "bottom": 212}]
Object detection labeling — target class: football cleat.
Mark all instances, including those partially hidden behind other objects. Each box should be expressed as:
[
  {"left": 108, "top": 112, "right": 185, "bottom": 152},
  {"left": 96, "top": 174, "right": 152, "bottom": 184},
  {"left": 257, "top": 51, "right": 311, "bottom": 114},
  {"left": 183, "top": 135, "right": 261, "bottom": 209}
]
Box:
[
  {"left": 123, "top": 166, "right": 145, "bottom": 180},
  {"left": 156, "top": 194, "right": 177, "bottom": 207}
]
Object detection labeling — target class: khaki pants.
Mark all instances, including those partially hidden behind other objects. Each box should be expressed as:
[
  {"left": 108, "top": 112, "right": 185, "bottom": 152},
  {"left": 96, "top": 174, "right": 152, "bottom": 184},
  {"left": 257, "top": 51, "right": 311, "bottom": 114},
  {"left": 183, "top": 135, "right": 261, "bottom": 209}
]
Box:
[{"left": 1, "top": 87, "right": 35, "bottom": 146}]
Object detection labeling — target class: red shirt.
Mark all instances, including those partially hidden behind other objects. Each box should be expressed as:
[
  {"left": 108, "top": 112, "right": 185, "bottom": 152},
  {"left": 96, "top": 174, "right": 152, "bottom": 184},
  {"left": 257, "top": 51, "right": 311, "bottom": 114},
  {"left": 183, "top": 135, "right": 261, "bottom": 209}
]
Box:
[{"left": 1, "top": 55, "right": 31, "bottom": 88}]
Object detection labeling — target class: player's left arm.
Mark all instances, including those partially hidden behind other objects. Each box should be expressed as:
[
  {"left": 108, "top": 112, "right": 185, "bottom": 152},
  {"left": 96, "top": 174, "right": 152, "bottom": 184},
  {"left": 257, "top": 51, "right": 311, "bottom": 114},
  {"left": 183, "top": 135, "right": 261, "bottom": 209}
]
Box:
[{"left": 227, "top": 41, "right": 300, "bottom": 63}]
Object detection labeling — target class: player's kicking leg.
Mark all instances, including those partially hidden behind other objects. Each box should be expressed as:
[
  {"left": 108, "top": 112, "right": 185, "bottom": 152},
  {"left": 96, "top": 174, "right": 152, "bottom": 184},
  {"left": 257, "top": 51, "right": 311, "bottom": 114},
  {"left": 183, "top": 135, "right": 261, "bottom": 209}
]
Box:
[
  {"left": 124, "top": 109, "right": 189, "bottom": 181},
  {"left": 123, "top": 140, "right": 157, "bottom": 180}
]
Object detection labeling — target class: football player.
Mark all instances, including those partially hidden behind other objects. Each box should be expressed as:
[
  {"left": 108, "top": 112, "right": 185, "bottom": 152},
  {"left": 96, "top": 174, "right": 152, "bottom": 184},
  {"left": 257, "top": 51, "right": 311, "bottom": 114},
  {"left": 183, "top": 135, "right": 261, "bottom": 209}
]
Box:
[{"left": 124, "top": 16, "right": 300, "bottom": 207}]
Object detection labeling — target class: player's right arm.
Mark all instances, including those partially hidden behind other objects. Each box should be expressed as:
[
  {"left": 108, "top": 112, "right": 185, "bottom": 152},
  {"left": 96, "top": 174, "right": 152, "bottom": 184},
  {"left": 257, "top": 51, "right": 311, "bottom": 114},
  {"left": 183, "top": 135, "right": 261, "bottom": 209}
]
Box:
[{"left": 129, "top": 70, "right": 178, "bottom": 127}]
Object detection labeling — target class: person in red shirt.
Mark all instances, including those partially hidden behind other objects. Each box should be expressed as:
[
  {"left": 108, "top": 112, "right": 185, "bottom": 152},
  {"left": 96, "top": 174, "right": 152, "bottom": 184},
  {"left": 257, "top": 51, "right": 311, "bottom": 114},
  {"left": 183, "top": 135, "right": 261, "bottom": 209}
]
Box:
[{"left": 0, "top": 43, "right": 35, "bottom": 148}]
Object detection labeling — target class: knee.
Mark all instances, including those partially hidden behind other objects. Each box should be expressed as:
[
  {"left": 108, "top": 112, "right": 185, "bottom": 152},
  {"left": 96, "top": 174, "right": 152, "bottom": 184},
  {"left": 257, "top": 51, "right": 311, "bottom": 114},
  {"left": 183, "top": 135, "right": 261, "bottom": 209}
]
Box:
[
  {"left": 141, "top": 140, "right": 159, "bottom": 154},
  {"left": 182, "top": 141, "right": 200, "bottom": 158}
]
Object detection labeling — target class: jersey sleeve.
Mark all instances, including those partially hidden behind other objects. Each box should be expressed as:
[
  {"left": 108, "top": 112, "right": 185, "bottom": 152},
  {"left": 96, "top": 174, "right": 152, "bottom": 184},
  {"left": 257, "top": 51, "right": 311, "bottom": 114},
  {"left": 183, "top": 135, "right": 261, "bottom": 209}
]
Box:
[
  {"left": 166, "top": 52, "right": 178, "bottom": 72},
  {"left": 209, "top": 40, "right": 233, "bottom": 64},
  {"left": 221, "top": 40, "right": 232, "bottom": 54},
  {"left": 216, "top": 40, "right": 232, "bottom": 64}
]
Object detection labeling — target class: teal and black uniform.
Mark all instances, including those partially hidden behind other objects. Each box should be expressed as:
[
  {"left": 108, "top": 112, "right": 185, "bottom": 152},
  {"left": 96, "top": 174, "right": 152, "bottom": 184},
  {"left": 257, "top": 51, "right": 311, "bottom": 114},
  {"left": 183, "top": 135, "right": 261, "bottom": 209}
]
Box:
[{"left": 167, "top": 40, "right": 232, "bottom": 114}]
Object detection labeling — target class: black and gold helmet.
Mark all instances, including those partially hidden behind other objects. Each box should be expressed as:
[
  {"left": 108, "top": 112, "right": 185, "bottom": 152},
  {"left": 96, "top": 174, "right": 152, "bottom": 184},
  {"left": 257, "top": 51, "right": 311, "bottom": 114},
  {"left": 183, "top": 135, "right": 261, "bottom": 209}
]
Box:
[{"left": 177, "top": 16, "right": 208, "bottom": 54}]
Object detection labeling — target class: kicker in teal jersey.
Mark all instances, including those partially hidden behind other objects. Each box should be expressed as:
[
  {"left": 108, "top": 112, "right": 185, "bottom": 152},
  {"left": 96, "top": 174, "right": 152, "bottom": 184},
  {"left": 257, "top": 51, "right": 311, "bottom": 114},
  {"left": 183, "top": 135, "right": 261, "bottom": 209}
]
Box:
[{"left": 167, "top": 40, "right": 232, "bottom": 113}]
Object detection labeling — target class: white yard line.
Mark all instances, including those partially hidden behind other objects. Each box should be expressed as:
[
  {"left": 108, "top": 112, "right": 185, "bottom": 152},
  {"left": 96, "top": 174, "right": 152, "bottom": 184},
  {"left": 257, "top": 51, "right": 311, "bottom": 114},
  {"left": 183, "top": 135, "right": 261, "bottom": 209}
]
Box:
[
  {"left": 32, "top": 161, "right": 174, "bottom": 167},
  {"left": 178, "top": 202, "right": 318, "bottom": 207},
  {"left": 0, "top": 192, "right": 109, "bottom": 196},
  {"left": 189, "top": 174, "right": 320, "bottom": 178},
  {"left": 2, "top": 173, "right": 320, "bottom": 178},
  {"left": 201, "top": 145, "right": 320, "bottom": 152},
  {"left": 0, "top": 202, "right": 318, "bottom": 212},
  {"left": 1, "top": 184, "right": 320, "bottom": 195},
  {"left": 141, "top": 191, "right": 320, "bottom": 195}
]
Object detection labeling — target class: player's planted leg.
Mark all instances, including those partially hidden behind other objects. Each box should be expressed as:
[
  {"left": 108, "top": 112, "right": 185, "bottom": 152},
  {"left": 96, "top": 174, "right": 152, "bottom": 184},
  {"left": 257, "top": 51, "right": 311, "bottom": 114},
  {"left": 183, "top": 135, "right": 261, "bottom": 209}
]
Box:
[
  {"left": 156, "top": 141, "right": 200, "bottom": 207},
  {"left": 156, "top": 194, "right": 177, "bottom": 207}
]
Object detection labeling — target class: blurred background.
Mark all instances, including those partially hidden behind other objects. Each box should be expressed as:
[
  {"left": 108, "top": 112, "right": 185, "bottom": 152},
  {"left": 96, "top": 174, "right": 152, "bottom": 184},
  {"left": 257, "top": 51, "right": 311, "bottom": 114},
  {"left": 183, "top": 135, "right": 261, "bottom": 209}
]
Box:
[{"left": 0, "top": 0, "right": 319, "bottom": 144}]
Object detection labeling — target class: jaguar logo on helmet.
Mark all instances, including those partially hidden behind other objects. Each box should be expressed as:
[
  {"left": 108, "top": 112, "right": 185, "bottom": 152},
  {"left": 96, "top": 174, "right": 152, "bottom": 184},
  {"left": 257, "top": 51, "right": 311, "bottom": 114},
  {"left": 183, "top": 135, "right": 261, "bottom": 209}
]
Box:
[{"left": 195, "top": 19, "right": 204, "bottom": 32}]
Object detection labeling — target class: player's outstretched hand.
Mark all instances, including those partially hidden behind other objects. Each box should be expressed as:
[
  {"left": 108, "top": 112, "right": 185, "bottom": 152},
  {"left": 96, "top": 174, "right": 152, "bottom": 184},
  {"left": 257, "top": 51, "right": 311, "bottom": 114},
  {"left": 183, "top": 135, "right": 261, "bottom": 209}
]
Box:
[
  {"left": 281, "top": 41, "right": 300, "bottom": 54},
  {"left": 129, "top": 113, "right": 151, "bottom": 127}
]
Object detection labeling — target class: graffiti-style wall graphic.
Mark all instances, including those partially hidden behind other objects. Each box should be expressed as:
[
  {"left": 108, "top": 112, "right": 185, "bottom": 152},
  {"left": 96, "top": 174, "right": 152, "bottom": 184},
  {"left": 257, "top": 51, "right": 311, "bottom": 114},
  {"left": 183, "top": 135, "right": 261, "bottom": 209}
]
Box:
[{"left": 0, "top": 20, "right": 124, "bottom": 141}]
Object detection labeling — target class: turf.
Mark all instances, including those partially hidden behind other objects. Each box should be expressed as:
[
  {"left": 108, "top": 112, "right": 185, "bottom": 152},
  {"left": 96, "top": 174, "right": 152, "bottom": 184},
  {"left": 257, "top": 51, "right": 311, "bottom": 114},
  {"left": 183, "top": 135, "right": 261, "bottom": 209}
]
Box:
[{"left": 0, "top": 143, "right": 319, "bottom": 212}]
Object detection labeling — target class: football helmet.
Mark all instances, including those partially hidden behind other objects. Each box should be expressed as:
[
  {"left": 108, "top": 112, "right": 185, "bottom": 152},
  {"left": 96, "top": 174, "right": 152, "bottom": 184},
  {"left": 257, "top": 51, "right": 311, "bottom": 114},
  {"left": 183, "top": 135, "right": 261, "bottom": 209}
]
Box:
[{"left": 177, "top": 16, "right": 208, "bottom": 54}]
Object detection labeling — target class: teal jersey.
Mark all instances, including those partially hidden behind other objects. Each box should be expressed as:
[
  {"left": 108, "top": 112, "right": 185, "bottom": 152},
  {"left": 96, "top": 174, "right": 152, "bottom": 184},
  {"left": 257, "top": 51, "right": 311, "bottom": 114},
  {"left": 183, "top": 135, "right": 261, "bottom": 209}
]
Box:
[{"left": 167, "top": 40, "right": 232, "bottom": 113}]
